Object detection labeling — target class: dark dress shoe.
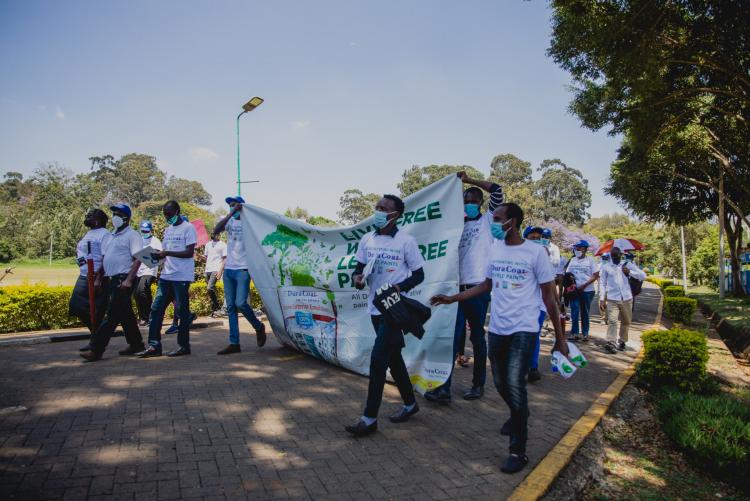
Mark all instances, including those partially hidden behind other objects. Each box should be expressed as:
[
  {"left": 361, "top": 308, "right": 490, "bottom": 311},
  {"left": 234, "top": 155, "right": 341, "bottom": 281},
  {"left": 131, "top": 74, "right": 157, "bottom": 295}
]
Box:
[
  {"left": 217, "top": 344, "right": 241, "bottom": 355},
  {"left": 167, "top": 347, "right": 191, "bottom": 357},
  {"left": 424, "top": 387, "right": 452, "bottom": 404},
  {"left": 119, "top": 345, "right": 145, "bottom": 356},
  {"left": 344, "top": 419, "right": 377, "bottom": 436},
  {"left": 463, "top": 386, "right": 484, "bottom": 400},
  {"left": 500, "top": 453, "right": 529, "bottom": 474},
  {"left": 136, "top": 346, "right": 162, "bottom": 358},
  {"left": 79, "top": 344, "right": 92, "bottom": 352},
  {"left": 256, "top": 323, "right": 267, "bottom": 347},
  {"left": 389, "top": 403, "right": 419, "bottom": 423},
  {"left": 79, "top": 350, "right": 102, "bottom": 362},
  {"left": 164, "top": 325, "right": 178, "bottom": 335}
]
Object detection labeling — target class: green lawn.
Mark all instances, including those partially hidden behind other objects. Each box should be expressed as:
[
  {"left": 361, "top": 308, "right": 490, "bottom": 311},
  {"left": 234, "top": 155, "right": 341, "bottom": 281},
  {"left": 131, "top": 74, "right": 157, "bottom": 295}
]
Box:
[
  {"left": 0, "top": 258, "right": 80, "bottom": 287},
  {"left": 688, "top": 286, "right": 750, "bottom": 331}
]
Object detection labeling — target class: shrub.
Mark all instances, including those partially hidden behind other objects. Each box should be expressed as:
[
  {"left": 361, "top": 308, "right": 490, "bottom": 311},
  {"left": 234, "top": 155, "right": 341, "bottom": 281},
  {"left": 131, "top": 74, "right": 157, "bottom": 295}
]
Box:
[
  {"left": 646, "top": 276, "right": 675, "bottom": 289},
  {"left": 637, "top": 328, "right": 708, "bottom": 392},
  {"left": 663, "top": 285, "right": 685, "bottom": 297},
  {"left": 0, "top": 280, "right": 264, "bottom": 333},
  {"left": 656, "top": 389, "right": 750, "bottom": 492},
  {"left": 664, "top": 296, "right": 698, "bottom": 324}
]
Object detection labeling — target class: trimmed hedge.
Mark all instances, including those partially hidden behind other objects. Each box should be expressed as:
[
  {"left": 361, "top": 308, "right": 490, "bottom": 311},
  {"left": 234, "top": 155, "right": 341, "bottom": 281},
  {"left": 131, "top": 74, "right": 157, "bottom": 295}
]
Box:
[
  {"left": 664, "top": 296, "right": 698, "bottom": 324},
  {"left": 663, "top": 285, "right": 686, "bottom": 297},
  {"left": 0, "top": 280, "right": 263, "bottom": 334},
  {"left": 646, "top": 276, "right": 675, "bottom": 289},
  {"left": 637, "top": 328, "right": 708, "bottom": 393},
  {"left": 657, "top": 389, "right": 750, "bottom": 492}
]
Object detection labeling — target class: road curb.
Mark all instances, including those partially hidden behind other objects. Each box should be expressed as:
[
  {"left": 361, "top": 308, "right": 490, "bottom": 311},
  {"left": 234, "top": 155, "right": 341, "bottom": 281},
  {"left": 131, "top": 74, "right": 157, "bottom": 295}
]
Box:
[{"left": 508, "top": 289, "right": 664, "bottom": 501}]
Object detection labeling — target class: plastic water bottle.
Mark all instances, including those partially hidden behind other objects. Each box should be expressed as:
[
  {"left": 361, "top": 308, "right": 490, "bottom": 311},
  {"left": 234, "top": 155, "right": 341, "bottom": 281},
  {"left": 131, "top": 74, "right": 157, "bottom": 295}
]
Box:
[{"left": 551, "top": 351, "right": 577, "bottom": 379}]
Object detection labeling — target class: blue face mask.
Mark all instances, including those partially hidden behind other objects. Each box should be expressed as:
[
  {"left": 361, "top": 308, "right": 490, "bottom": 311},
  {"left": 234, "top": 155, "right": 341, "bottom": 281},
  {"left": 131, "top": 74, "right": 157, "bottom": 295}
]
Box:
[
  {"left": 166, "top": 214, "right": 179, "bottom": 225},
  {"left": 464, "top": 203, "right": 480, "bottom": 219},
  {"left": 530, "top": 238, "right": 545, "bottom": 246},
  {"left": 541, "top": 238, "right": 550, "bottom": 247},
  {"left": 141, "top": 232, "right": 152, "bottom": 240},
  {"left": 232, "top": 212, "right": 241, "bottom": 220},
  {"left": 373, "top": 210, "right": 393, "bottom": 229},
  {"left": 490, "top": 221, "right": 510, "bottom": 240}
]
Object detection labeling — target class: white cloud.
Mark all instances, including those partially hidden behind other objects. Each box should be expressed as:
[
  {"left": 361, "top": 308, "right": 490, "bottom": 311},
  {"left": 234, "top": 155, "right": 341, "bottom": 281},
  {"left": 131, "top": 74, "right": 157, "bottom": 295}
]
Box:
[
  {"left": 292, "top": 120, "right": 311, "bottom": 129},
  {"left": 188, "top": 146, "right": 219, "bottom": 162},
  {"left": 55, "top": 106, "right": 65, "bottom": 119}
]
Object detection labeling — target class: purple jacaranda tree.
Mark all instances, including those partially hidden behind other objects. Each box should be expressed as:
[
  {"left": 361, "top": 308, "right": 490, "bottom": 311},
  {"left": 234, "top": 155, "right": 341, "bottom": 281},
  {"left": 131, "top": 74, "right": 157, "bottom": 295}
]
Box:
[{"left": 545, "top": 219, "right": 600, "bottom": 255}]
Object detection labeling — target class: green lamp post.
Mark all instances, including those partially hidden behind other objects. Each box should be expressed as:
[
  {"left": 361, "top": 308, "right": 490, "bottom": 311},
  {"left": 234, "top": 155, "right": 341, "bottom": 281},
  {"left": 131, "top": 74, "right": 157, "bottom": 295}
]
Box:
[{"left": 236, "top": 96, "right": 264, "bottom": 196}]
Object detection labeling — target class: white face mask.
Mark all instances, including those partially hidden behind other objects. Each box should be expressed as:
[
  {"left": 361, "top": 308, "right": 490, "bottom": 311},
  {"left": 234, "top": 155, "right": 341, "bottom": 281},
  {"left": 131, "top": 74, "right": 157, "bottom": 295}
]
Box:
[
  {"left": 112, "top": 215, "right": 125, "bottom": 229},
  {"left": 574, "top": 250, "right": 583, "bottom": 258}
]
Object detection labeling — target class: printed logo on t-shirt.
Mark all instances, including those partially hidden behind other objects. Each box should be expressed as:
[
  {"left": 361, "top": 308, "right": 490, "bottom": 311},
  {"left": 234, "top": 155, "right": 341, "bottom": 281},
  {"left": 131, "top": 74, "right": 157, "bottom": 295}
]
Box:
[
  {"left": 489, "top": 259, "right": 532, "bottom": 291},
  {"left": 366, "top": 247, "right": 403, "bottom": 275}
]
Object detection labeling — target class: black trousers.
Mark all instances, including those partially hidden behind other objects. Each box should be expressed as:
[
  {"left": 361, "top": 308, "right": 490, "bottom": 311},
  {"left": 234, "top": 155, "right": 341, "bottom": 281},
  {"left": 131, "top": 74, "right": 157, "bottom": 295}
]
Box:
[
  {"left": 133, "top": 275, "right": 155, "bottom": 322},
  {"left": 89, "top": 274, "right": 144, "bottom": 354},
  {"left": 363, "top": 315, "right": 415, "bottom": 418},
  {"left": 205, "top": 272, "right": 221, "bottom": 311}
]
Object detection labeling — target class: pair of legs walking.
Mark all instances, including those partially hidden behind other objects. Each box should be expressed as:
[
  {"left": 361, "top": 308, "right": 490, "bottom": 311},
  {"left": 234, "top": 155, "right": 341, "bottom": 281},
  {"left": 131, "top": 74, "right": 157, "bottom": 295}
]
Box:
[
  {"left": 84, "top": 275, "right": 145, "bottom": 358},
  {"left": 144, "top": 279, "right": 192, "bottom": 355},
  {"left": 133, "top": 275, "right": 155, "bottom": 324},
  {"left": 570, "top": 291, "right": 595, "bottom": 338},
  {"left": 217, "top": 269, "right": 265, "bottom": 354},
  {"left": 605, "top": 299, "right": 632, "bottom": 351}
]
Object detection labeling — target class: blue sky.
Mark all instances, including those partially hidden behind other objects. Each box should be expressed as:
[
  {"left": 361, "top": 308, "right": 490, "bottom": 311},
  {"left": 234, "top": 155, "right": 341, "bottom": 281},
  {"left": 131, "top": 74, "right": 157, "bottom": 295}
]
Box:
[{"left": 0, "top": 0, "right": 623, "bottom": 220}]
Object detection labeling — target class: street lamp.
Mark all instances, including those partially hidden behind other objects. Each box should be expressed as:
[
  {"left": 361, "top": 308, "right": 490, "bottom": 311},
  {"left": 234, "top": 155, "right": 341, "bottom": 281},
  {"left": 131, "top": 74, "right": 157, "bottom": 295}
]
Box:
[{"left": 236, "top": 96, "right": 264, "bottom": 196}]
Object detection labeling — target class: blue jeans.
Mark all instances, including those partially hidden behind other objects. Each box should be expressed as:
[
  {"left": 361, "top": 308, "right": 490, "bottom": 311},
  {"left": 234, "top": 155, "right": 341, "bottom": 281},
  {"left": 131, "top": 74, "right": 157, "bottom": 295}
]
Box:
[
  {"left": 488, "top": 331, "right": 537, "bottom": 455},
  {"left": 148, "top": 279, "right": 191, "bottom": 351},
  {"left": 529, "top": 311, "right": 546, "bottom": 370},
  {"left": 443, "top": 291, "right": 490, "bottom": 391},
  {"left": 224, "top": 269, "right": 263, "bottom": 345},
  {"left": 570, "top": 291, "right": 595, "bottom": 336},
  {"left": 364, "top": 316, "right": 415, "bottom": 418}
]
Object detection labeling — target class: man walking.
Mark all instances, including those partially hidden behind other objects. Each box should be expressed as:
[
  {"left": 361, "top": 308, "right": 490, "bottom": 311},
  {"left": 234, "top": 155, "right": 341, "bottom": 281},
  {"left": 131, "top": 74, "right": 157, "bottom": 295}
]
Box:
[
  {"left": 345, "top": 194, "right": 425, "bottom": 436},
  {"left": 80, "top": 204, "right": 146, "bottom": 361},
  {"left": 424, "top": 171, "right": 502, "bottom": 403},
  {"left": 566, "top": 240, "right": 599, "bottom": 341},
  {"left": 137, "top": 201, "right": 197, "bottom": 358},
  {"left": 431, "top": 203, "right": 567, "bottom": 473},
  {"left": 213, "top": 196, "right": 266, "bottom": 355},
  {"left": 204, "top": 232, "right": 227, "bottom": 317},
  {"left": 133, "top": 220, "right": 161, "bottom": 326},
  {"left": 599, "top": 246, "right": 647, "bottom": 353}
]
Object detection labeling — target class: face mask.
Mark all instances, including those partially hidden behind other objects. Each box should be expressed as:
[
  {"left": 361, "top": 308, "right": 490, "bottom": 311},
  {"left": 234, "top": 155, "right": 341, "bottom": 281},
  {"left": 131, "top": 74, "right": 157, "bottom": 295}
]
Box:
[
  {"left": 541, "top": 238, "right": 550, "bottom": 247},
  {"left": 574, "top": 250, "right": 583, "bottom": 258},
  {"left": 464, "top": 204, "right": 480, "bottom": 219},
  {"left": 530, "top": 239, "right": 544, "bottom": 246},
  {"left": 373, "top": 210, "right": 394, "bottom": 229},
  {"left": 232, "top": 212, "right": 241, "bottom": 220},
  {"left": 490, "top": 221, "right": 510, "bottom": 240},
  {"left": 166, "top": 214, "right": 179, "bottom": 225},
  {"left": 141, "top": 232, "right": 152, "bottom": 240},
  {"left": 611, "top": 255, "right": 621, "bottom": 265},
  {"left": 112, "top": 215, "right": 124, "bottom": 229}
]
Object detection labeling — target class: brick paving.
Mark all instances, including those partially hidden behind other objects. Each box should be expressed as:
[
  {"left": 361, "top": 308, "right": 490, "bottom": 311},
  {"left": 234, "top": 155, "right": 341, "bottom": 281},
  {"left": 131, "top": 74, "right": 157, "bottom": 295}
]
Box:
[{"left": 0, "top": 286, "right": 660, "bottom": 500}]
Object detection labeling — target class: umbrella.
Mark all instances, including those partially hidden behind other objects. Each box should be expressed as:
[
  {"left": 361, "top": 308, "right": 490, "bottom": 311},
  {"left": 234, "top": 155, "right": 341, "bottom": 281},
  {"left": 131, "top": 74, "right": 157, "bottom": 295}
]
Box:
[{"left": 595, "top": 238, "right": 645, "bottom": 256}]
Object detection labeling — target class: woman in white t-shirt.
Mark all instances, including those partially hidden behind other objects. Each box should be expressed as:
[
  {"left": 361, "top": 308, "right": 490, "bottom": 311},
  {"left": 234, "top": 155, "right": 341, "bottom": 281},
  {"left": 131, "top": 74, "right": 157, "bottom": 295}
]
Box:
[{"left": 69, "top": 209, "right": 112, "bottom": 336}]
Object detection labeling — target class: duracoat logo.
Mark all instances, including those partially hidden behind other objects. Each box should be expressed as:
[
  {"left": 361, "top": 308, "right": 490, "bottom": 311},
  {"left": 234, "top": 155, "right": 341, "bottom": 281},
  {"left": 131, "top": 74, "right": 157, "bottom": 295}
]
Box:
[{"left": 423, "top": 367, "right": 450, "bottom": 377}]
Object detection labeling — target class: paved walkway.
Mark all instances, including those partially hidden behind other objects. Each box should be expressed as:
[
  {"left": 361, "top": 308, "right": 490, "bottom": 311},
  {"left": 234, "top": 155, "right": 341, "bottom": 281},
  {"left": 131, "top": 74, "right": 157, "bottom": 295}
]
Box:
[{"left": 0, "top": 286, "right": 660, "bottom": 500}]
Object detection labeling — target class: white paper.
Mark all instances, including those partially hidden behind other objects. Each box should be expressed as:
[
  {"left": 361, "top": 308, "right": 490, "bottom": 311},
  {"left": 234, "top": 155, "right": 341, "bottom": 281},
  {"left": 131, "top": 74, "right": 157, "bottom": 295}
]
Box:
[{"left": 134, "top": 246, "right": 164, "bottom": 268}]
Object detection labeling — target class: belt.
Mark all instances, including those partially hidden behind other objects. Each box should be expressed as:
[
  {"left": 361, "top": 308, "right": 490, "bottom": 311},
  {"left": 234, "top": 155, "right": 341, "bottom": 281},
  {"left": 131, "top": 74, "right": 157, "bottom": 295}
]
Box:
[{"left": 459, "top": 283, "right": 480, "bottom": 291}]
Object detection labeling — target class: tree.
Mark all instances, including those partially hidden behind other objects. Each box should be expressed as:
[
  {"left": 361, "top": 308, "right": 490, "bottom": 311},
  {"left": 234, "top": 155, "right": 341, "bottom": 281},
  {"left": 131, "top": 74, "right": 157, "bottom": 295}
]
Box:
[
  {"left": 397, "top": 164, "right": 485, "bottom": 198},
  {"left": 337, "top": 189, "right": 380, "bottom": 226},
  {"left": 489, "top": 154, "right": 532, "bottom": 188},
  {"left": 90, "top": 153, "right": 166, "bottom": 207},
  {"left": 534, "top": 159, "right": 592, "bottom": 225},
  {"left": 284, "top": 207, "right": 310, "bottom": 221},
  {"left": 165, "top": 176, "right": 212, "bottom": 206},
  {"left": 549, "top": 0, "right": 750, "bottom": 294},
  {"left": 689, "top": 229, "right": 721, "bottom": 287}
]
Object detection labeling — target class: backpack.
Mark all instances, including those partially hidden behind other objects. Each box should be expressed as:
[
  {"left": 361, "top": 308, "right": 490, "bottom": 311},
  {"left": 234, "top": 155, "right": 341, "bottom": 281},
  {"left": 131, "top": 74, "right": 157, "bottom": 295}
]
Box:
[
  {"left": 628, "top": 275, "right": 643, "bottom": 296},
  {"left": 561, "top": 258, "right": 579, "bottom": 304}
]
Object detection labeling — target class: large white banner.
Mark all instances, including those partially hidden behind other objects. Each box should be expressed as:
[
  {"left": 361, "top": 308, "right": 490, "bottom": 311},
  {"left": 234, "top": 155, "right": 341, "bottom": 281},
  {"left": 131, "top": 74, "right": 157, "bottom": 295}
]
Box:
[{"left": 241, "top": 175, "right": 463, "bottom": 392}]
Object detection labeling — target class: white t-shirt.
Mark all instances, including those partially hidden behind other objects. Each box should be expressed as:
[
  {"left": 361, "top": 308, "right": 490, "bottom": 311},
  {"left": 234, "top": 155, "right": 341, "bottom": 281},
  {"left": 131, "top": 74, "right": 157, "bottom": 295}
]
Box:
[
  {"left": 225, "top": 218, "right": 248, "bottom": 270},
  {"left": 204, "top": 240, "right": 228, "bottom": 273},
  {"left": 76, "top": 228, "right": 112, "bottom": 276},
  {"left": 137, "top": 236, "right": 162, "bottom": 277},
  {"left": 102, "top": 227, "right": 143, "bottom": 277},
  {"left": 161, "top": 221, "right": 198, "bottom": 282},
  {"left": 548, "top": 242, "right": 561, "bottom": 269},
  {"left": 355, "top": 229, "right": 425, "bottom": 316},
  {"left": 567, "top": 255, "right": 599, "bottom": 292},
  {"left": 458, "top": 212, "right": 493, "bottom": 285},
  {"left": 486, "top": 239, "right": 555, "bottom": 335}
]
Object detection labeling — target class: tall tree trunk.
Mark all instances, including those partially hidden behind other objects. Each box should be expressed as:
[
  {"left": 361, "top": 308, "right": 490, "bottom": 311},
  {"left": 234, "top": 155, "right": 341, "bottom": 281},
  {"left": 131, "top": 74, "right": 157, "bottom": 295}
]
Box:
[{"left": 724, "top": 211, "right": 745, "bottom": 296}]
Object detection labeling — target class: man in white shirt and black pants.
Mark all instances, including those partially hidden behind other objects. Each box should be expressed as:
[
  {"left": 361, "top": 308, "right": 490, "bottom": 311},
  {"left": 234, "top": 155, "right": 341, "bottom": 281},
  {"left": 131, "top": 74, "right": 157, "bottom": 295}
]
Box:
[
  {"left": 345, "top": 194, "right": 426, "bottom": 436},
  {"left": 133, "top": 220, "right": 162, "bottom": 326},
  {"left": 80, "top": 204, "right": 146, "bottom": 361},
  {"left": 599, "top": 246, "right": 647, "bottom": 353},
  {"left": 431, "top": 202, "right": 567, "bottom": 474},
  {"left": 138, "top": 200, "right": 197, "bottom": 358}
]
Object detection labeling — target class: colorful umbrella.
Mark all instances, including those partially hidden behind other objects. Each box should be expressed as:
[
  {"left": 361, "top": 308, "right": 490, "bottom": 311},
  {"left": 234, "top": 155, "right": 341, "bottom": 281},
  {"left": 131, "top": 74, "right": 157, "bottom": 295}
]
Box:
[{"left": 595, "top": 238, "right": 645, "bottom": 256}]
